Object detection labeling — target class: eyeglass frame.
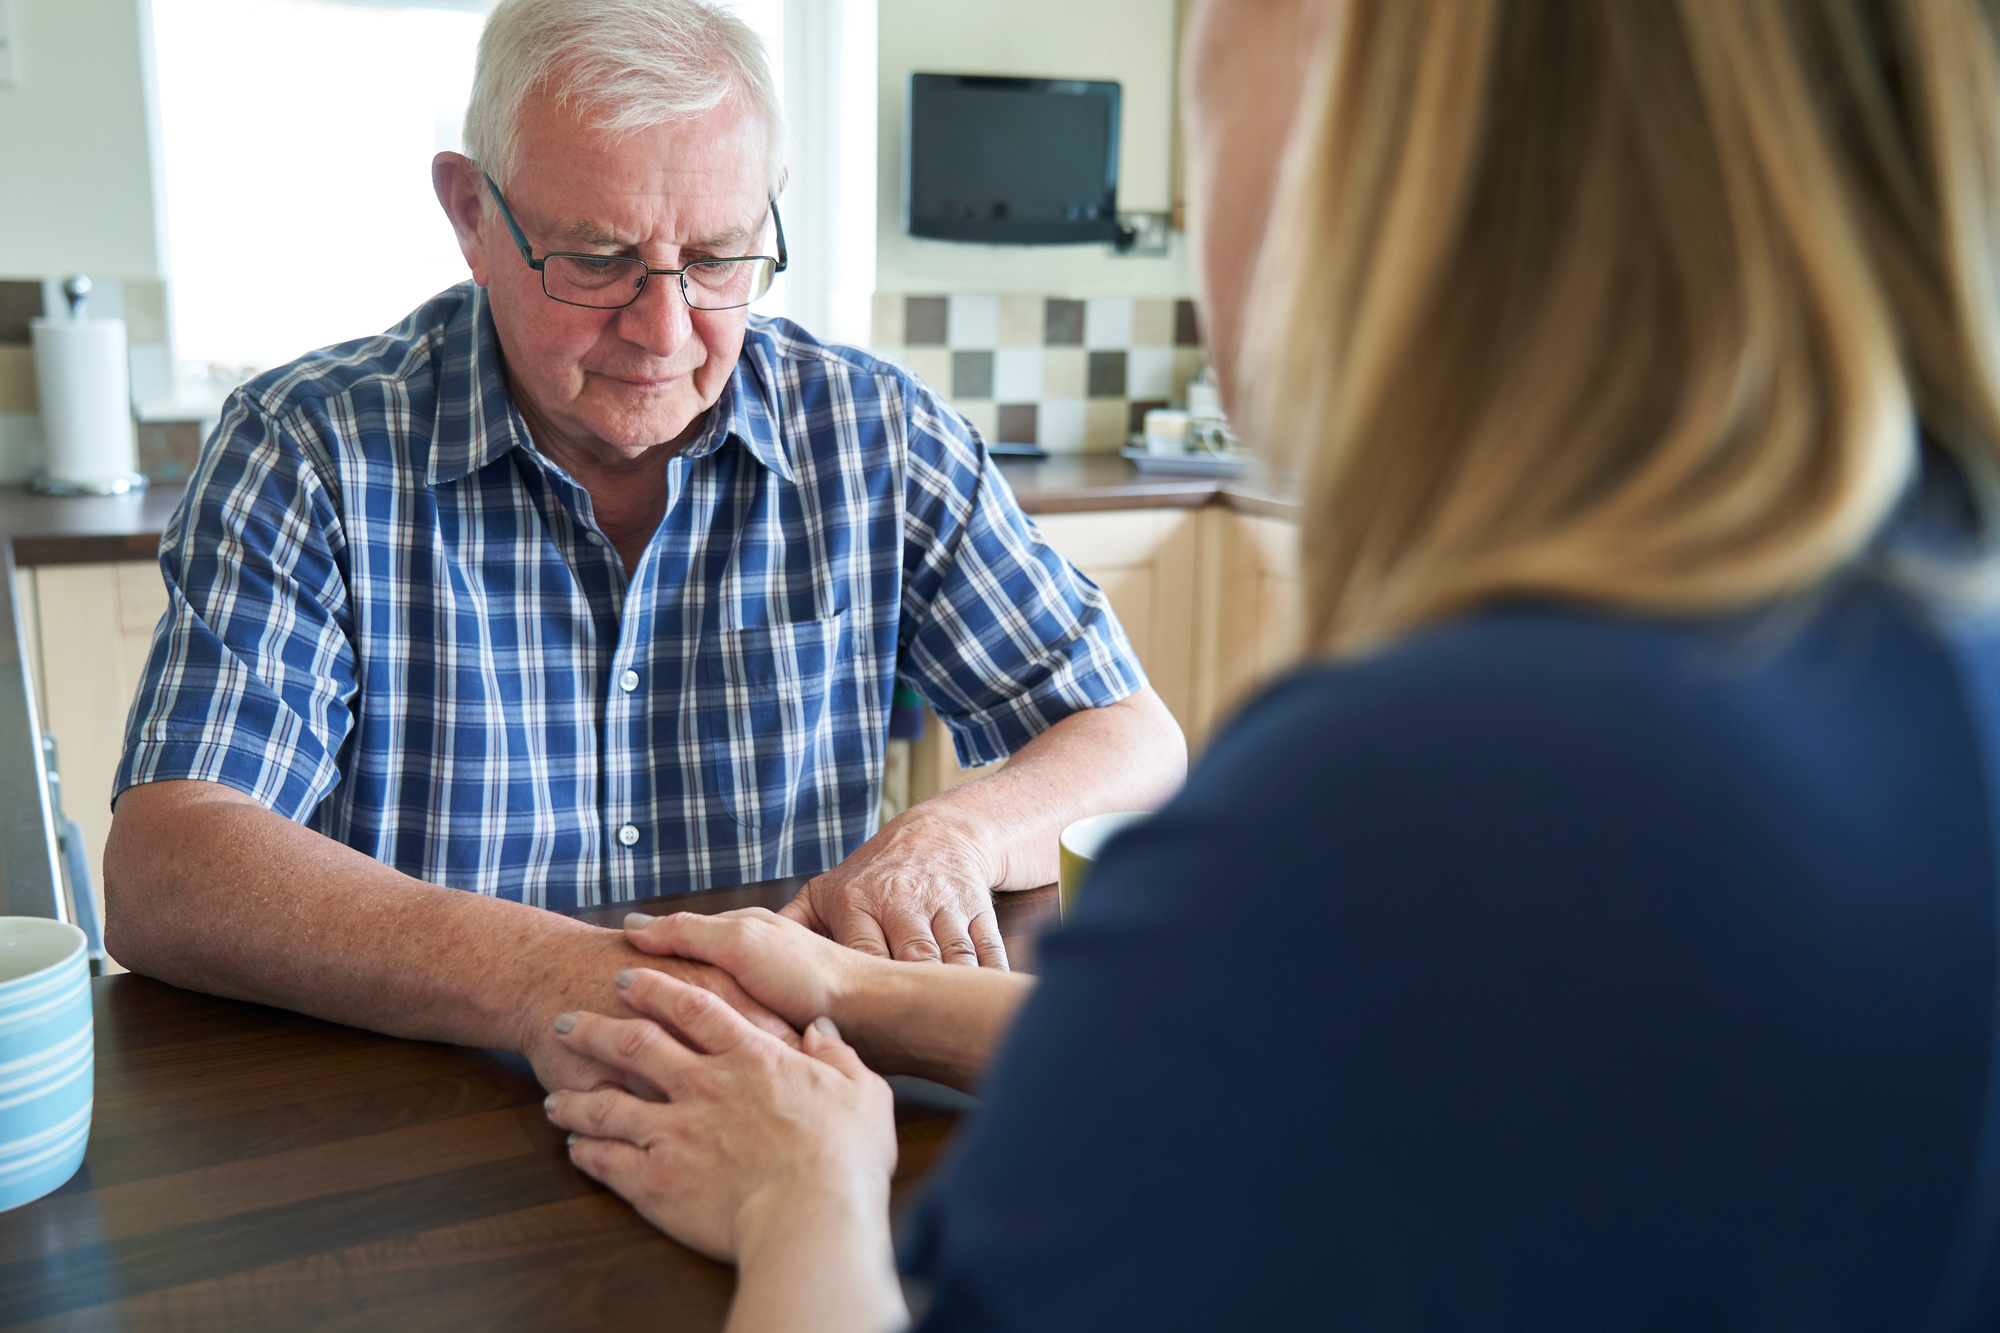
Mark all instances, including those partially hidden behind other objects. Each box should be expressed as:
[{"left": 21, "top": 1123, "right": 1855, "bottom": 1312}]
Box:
[{"left": 481, "top": 171, "right": 789, "bottom": 311}]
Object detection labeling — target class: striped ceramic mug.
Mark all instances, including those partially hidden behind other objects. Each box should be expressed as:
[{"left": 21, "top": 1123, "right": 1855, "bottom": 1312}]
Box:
[{"left": 0, "top": 918, "right": 91, "bottom": 1212}]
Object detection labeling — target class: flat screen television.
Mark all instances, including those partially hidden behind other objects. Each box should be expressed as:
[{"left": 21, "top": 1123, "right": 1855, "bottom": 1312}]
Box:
[{"left": 905, "top": 73, "right": 1122, "bottom": 245}]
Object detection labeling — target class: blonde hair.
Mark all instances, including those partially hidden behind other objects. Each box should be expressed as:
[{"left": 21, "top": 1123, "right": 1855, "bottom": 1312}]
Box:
[{"left": 1244, "top": 0, "right": 2000, "bottom": 656}]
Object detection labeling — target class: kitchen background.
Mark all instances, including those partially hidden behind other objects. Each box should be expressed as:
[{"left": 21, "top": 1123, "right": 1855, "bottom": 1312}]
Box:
[
  {"left": 4, "top": 0, "right": 1308, "bottom": 941},
  {"left": 0, "top": 0, "right": 1197, "bottom": 478}
]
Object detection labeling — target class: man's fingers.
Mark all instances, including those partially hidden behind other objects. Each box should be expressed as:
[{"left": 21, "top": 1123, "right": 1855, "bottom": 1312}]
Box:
[
  {"left": 968, "top": 907, "right": 1011, "bottom": 970},
  {"left": 882, "top": 908, "right": 943, "bottom": 963},
  {"left": 931, "top": 908, "right": 979, "bottom": 967},
  {"left": 547, "top": 1085, "right": 657, "bottom": 1146},
  {"left": 832, "top": 904, "right": 894, "bottom": 959},
  {"left": 619, "top": 966, "right": 765, "bottom": 1056},
  {"left": 778, "top": 884, "right": 826, "bottom": 934}
]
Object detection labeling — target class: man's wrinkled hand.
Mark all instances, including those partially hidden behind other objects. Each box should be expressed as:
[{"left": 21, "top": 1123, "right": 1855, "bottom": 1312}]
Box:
[{"left": 779, "top": 805, "right": 1009, "bottom": 968}]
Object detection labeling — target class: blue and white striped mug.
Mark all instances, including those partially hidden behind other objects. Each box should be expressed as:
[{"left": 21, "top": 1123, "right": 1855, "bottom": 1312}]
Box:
[{"left": 0, "top": 918, "right": 91, "bottom": 1212}]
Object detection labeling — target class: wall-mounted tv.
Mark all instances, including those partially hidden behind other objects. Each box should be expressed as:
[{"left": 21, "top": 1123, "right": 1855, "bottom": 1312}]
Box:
[{"left": 905, "top": 73, "right": 1122, "bottom": 246}]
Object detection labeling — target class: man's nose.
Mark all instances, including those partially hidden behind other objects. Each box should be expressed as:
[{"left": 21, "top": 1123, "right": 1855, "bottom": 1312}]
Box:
[{"left": 614, "top": 270, "right": 693, "bottom": 357}]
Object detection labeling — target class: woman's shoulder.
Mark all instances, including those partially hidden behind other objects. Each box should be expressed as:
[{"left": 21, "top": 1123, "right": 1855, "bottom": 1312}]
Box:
[
  {"left": 1102, "top": 586, "right": 1993, "bottom": 925},
  {"left": 1201, "top": 588, "right": 1975, "bottom": 807}
]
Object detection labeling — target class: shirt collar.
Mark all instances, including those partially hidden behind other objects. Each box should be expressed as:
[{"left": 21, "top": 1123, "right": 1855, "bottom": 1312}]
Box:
[
  {"left": 427, "top": 294, "right": 796, "bottom": 488},
  {"left": 427, "top": 284, "right": 533, "bottom": 487},
  {"left": 674, "top": 321, "right": 797, "bottom": 484}
]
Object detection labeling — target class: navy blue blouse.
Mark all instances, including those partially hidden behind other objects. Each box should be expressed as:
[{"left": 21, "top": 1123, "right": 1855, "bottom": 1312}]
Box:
[{"left": 903, "top": 561, "right": 2000, "bottom": 1329}]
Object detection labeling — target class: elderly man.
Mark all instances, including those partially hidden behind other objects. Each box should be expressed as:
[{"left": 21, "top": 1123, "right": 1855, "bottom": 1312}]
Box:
[{"left": 103, "top": 0, "right": 1182, "bottom": 1091}]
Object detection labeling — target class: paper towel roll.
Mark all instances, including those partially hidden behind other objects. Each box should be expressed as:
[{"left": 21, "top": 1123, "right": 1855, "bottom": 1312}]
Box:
[{"left": 30, "top": 317, "right": 143, "bottom": 494}]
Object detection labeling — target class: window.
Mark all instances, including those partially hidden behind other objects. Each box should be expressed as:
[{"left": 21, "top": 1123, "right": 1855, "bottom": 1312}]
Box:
[{"left": 151, "top": 0, "right": 786, "bottom": 376}]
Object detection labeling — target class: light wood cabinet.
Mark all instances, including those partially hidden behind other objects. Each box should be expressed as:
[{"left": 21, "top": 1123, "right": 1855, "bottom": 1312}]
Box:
[
  {"left": 904, "top": 505, "right": 1299, "bottom": 806},
  {"left": 14, "top": 560, "right": 166, "bottom": 938}
]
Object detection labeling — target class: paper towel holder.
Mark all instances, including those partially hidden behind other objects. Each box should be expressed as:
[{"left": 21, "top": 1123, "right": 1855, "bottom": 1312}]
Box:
[{"left": 28, "top": 273, "right": 149, "bottom": 498}]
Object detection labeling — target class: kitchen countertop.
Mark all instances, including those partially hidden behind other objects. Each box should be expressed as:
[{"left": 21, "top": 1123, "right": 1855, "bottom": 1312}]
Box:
[
  {"left": 0, "top": 456, "right": 1295, "bottom": 570},
  {"left": 0, "top": 455, "right": 1295, "bottom": 919}
]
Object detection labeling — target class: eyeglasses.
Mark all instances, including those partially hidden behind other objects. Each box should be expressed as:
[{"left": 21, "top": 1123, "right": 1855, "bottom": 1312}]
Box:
[{"left": 483, "top": 172, "right": 788, "bottom": 312}]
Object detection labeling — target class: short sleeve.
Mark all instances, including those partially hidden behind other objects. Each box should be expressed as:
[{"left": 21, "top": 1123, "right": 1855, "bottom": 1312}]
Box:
[
  {"left": 114, "top": 390, "right": 358, "bottom": 821},
  {"left": 894, "top": 379, "right": 1146, "bottom": 767}
]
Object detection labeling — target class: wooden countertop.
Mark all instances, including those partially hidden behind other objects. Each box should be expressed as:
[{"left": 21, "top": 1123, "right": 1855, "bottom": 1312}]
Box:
[
  {"left": 0, "top": 457, "right": 1294, "bottom": 569},
  {"left": 0, "top": 877, "right": 1061, "bottom": 1329},
  {"left": 0, "top": 484, "right": 185, "bottom": 567}
]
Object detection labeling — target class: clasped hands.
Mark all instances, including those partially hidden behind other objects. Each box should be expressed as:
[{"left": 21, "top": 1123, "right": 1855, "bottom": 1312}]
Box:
[
  {"left": 543, "top": 909, "right": 900, "bottom": 1269},
  {"left": 522, "top": 803, "right": 1020, "bottom": 1272}
]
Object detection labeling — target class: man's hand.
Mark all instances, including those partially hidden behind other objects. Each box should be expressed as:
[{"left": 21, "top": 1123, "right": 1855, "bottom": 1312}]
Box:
[
  {"left": 513, "top": 928, "right": 803, "bottom": 1094},
  {"left": 779, "top": 803, "right": 1009, "bottom": 968}
]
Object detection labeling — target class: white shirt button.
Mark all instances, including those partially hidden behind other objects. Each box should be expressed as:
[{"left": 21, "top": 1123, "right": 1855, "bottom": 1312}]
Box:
[
  {"left": 619, "top": 669, "right": 640, "bottom": 692},
  {"left": 617, "top": 823, "right": 640, "bottom": 847},
  {"left": 586, "top": 531, "right": 607, "bottom": 547}
]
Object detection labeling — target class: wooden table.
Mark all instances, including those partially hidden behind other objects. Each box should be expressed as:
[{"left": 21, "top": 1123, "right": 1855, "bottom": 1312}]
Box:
[{"left": 0, "top": 879, "right": 1059, "bottom": 1330}]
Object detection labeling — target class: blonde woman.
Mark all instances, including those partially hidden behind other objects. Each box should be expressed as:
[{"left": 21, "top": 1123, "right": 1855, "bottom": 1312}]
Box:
[{"left": 544, "top": 0, "right": 2000, "bottom": 1327}]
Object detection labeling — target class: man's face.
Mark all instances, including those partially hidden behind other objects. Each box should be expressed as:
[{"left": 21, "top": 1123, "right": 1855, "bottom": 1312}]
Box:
[{"left": 467, "top": 92, "right": 773, "bottom": 463}]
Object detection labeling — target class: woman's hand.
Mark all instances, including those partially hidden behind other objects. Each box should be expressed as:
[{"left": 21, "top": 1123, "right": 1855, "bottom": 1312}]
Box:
[
  {"left": 621, "top": 907, "right": 882, "bottom": 1033},
  {"left": 543, "top": 964, "right": 897, "bottom": 1266}
]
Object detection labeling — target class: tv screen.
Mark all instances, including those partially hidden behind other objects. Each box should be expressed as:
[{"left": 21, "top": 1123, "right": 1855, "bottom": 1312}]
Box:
[{"left": 905, "top": 74, "right": 1122, "bottom": 245}]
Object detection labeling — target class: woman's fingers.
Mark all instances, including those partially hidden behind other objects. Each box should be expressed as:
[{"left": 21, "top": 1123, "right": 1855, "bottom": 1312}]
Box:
[
  {"left": 565, "top": 1133, "right": 669, "bottom": 1217},
  {"left": 623, "top": 908, "right": 766, "bottom": 962},
  {"left": 615, "top": 964, "right": 766, "bottom": 1056},
  {"left": 546, "top": 1084, "right": 658, "bottom": 1146},
  {"left": 556, "top": 1007, "right": 700, "bottom": 1095},
  {"left": 804, "top": 1014, "right": 873, "bottom": 1082}
]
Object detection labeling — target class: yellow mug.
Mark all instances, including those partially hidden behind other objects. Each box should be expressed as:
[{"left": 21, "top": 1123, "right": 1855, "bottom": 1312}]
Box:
[{"left": 1058, "top": 811, "right": 1151, "bottom": 920}]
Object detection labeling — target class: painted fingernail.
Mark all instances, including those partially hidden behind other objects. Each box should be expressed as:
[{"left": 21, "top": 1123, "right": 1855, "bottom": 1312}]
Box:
[
  {"left": 624, "top": 912, "right": 654, "bottom": 930},
  {"left": 567, "top": 1131, "right": 579, "bottom": 1148},
  {"left": 543, "top": 1092, "right": 560, "bottom": 1114},
  {"left": 554, "top": 1013, "right": 577, "bottom": 1034},
  {"left": 813, "top": 1015, "right": 840, "bottom": 1040},
  {"left": 614, "top": 969, "right": 636, "bottom": 990}
]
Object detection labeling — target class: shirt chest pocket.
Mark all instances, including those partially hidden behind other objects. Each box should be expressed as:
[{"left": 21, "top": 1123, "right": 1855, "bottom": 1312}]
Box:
[{"left": 695, "top": 613, "right": 847, "bottom": 830}]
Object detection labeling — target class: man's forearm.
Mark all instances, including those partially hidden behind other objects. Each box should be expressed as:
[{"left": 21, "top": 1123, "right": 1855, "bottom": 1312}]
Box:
[
  {"left": 104, "top": 779, "right": 624, "bottom": 1055},
  {"left": 925, "top": 685, "right": 1186, "bottom": 890}
]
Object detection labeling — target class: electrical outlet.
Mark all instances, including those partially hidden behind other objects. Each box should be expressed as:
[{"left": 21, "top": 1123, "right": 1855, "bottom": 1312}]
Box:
[
  {"left": 0, "top": 0, "right": 18, "bottom": 86},
  {"left": 1112, "top": 212, "right": 1172, "bottom": 258}
]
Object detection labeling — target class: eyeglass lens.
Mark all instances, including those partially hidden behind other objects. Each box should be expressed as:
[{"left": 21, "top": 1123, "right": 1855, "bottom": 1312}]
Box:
[{"left": 541, "top": 255, "right": 777, "bottom": 310}]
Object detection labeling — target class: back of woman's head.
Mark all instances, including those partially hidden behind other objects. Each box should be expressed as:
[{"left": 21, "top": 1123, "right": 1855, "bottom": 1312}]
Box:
[{"left": 1247, "top": 0, "right": 2000, "bottom": 654}]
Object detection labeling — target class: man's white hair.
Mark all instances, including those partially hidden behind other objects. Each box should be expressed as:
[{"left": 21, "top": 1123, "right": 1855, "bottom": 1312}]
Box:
[{"left": 464, "top": 0, "right": 785, "bottom": 198}]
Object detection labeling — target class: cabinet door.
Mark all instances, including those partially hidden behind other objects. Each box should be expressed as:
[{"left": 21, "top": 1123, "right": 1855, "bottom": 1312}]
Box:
[
  {"left": 1199, "top": 510, "right": 1301, "bottom": 740},
  {"left": 27, "top": 560, "right": 168, "bottom": 950}
]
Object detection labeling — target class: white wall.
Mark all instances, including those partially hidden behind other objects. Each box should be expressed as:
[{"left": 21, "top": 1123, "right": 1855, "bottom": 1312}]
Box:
[
  {"left": 876, "top": 0, "right": 1190, "bottom": 297},
  {"left": 0, "top": 0, "right": 166, "bottom": 281}
]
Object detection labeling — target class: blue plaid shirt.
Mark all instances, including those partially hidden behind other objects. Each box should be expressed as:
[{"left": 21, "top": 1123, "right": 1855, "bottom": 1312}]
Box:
[{"left": 115, "top": 283, "right": 1144, "bottom": 910}]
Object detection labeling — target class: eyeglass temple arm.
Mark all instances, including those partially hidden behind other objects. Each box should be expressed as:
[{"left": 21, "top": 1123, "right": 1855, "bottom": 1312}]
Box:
[
  {"left": 482, "top": 172, "right": 543, "bottom": 269},
  {"left": 489, "top": 168, "right": 784, "bottom": 275}
]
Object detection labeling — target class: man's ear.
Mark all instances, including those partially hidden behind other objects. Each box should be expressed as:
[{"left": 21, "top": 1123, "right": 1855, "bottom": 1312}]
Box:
[{"left": 432, "top": 151, "right": 492, "bottom": 288}]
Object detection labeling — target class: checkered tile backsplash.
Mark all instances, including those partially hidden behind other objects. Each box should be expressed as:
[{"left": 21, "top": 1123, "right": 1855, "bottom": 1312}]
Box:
[{"left": 870, "top": 293, "right": 1206, "bottom": 454}]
